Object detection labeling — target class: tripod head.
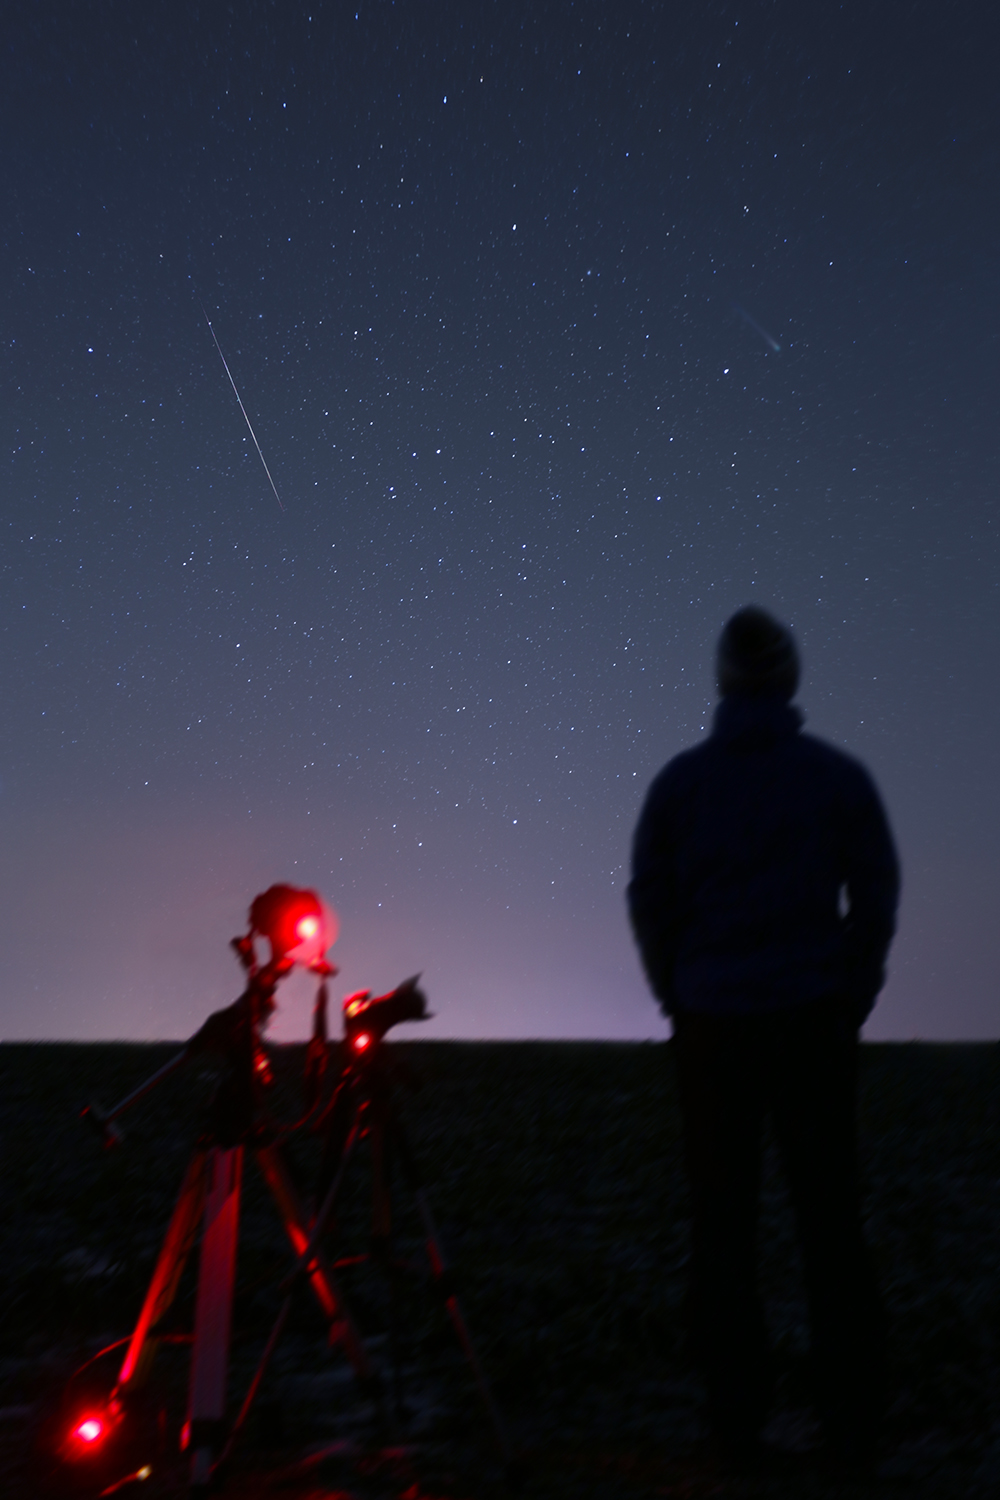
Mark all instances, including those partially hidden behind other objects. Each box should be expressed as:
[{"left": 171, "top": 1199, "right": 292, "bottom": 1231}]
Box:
[{"left": 81, "top": 885, "right": 339, "bottom": 1149}]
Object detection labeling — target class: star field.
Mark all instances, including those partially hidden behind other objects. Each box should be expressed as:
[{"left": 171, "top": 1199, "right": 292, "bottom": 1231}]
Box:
[{"left": 2, "top": 2, "right": 998, "bottom": 1040}]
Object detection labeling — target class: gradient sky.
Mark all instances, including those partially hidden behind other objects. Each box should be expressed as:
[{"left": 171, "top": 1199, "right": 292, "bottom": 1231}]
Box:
[{"left": 2, "top": 2, "right": 997, "bottom": 1042}]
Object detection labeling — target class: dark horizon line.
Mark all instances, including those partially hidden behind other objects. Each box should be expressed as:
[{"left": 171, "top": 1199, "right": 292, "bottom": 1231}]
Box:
[{"left": 1, "top": 1036, "right": 996, "bottom": 1048}]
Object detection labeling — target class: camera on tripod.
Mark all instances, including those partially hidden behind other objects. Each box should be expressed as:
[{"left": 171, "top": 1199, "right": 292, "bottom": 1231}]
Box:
[
  {"left": 63, "top": 883, "right": 510, "bottom": 1497},
  {"left": 342, "top": 975, "right": 431, "bottom": 1055}
]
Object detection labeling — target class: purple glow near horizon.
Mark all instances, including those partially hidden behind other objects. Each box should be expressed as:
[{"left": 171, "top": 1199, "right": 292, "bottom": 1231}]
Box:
[{"left": 1, "top": 4, "right": 997, "bottom": 1042}]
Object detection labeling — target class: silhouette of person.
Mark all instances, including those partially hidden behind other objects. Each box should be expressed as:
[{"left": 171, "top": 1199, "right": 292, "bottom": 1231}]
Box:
[{"left": 628, "top": 606, "right": 899, "bottom": 1465}]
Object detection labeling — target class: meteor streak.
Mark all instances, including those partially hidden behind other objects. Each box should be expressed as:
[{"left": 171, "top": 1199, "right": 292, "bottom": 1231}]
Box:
[
  {"left": 201, "top": 306, "right": 285, "bottom": 511},
  {"left": 732, "top": 302, "right": 782, "bottom": 353}
]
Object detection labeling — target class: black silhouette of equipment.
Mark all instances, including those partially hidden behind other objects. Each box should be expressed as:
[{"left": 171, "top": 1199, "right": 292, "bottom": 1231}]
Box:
[{"left": 72, "top": 885, "right": 510, "bottom": 1495}]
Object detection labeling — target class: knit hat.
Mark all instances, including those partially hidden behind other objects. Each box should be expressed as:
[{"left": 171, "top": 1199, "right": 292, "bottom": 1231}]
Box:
[{"left": 716, "top": 606, "right": 800, "bottom": 699}]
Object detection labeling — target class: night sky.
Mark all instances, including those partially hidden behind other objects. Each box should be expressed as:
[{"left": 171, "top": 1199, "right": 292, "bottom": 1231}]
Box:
[{"left": 3, "top": 3, "right": 998, "bottom": 1043}]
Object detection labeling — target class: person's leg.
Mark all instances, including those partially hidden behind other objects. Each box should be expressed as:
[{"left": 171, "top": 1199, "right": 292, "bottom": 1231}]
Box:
[
  {"left": 769, "top": 1001, "right": 886, "bottom": 1448},
  {"left": 672, "top": 1011, "right": 774, "bottom": 1444}
]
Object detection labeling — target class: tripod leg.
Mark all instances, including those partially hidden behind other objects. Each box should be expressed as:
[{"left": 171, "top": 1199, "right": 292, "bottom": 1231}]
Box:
[
  {"left": 315, "top": 1074, "right": 356, "bottom": 1205},
  {"left": 186, "top": 1146, "right": 243, "bottom": 1492},
  {"left": 116, "top": 1151, "right": 208, "bottom": 1391},
  {"left": 368, "top": 1110, "right": 406, "bottom": 1420},
  {"left": 255, "top": 1144, "right": 375, "bottom": 1383},
  {"left": 391, "top": 1116, "right": 513, "bottom": 1466},
  {"left": 210, "top": 1113, "right": 380, "bottom": 1477}
]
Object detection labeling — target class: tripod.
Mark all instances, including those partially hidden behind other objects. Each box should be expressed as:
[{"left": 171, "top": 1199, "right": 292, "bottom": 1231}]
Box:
[
  {"left": 74, "top": 890, "right": 512, "bottom": 1493},
  {"left": 79, "top": 930, "right": 379, "bottom": 1495},
  {"left": 215, "top": 984, "right": 513, "bottom": 1479}
]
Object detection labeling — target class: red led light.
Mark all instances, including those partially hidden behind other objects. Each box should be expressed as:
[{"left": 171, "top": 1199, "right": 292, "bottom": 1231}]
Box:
[
  {"left": 73, "top": 1416, "right": 104, "bottom": 1444},
  {"left": 249, "top": 885, "right": 337, "bottom": 964},
  {"left": 64, "top": 1396, "right": 125, "bottom": 1460},
  {"left": 353, "top": 1032, "right": 372, "bottom": 1052}
]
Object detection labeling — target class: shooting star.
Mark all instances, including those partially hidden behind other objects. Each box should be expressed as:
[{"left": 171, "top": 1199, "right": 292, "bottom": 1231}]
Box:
[
  {"left": 732, "top": 302, "right": 782, "bottom": 353},
  {"left": 201, "top": 306, "right": 285, "bottom": 512}
]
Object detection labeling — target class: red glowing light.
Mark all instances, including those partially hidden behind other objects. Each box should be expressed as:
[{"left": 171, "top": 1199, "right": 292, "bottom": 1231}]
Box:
[
  {"left": 63, "top": 1397, "right": 125, "bottom": 1461},
  {"left": 353, "top": 1032, "right": 372, "bottom": 1052},
  {"left": 74, "top": 1417, "right": 104, "bottom": 1444},
  {"left": 249, "top": 885, "right": 338, "bottom": 964}
]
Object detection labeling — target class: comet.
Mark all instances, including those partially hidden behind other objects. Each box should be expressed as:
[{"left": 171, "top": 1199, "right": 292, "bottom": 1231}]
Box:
[
  {"left": 201, "top": 306, "right": 285, "bottom": 512},
  {"left": 732, "top": 302, "right": 782, "bottom": 353}
]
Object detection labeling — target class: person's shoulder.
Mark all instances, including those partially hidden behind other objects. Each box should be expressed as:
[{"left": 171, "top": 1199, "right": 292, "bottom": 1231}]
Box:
[
  {"left": 794, "top": 731, "right": 880, "bottom": 792},
  {"left": 644, "top": 736, "right": 717, "bottom": 799}
]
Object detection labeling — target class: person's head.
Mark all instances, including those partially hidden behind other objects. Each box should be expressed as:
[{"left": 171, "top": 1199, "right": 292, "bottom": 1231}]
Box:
[{"left": 716, "top": 606, "right": 800, "bottom": 699}]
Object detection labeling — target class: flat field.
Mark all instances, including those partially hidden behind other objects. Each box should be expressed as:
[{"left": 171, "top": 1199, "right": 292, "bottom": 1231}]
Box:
[{"left": 0, "top": 1040, "right": 997, "bottom": 1498}]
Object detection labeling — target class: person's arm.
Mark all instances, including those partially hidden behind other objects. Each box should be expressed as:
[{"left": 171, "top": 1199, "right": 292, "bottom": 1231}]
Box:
[
  {"left": 627, "top": 774, "right": 682, "bottom": 1015},
  {"left": 840, "top": 768, "right": 901, "bottom": 1022}
]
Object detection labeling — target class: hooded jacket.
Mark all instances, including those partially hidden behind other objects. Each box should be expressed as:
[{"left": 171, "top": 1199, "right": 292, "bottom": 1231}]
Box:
[{"left": 627, "top": 695, "right": 900, "bottom": 1019}]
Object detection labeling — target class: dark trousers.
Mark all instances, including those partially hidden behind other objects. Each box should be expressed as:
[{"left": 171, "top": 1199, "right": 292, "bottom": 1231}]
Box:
[{"left": 671, "top": 999, "right": 886, "bottom": 1441}]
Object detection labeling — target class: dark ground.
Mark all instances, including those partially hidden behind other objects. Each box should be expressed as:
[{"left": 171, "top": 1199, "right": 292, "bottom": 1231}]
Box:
[{"left": 1, "top": 1039, "right": 998, "bottom": 1498}]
